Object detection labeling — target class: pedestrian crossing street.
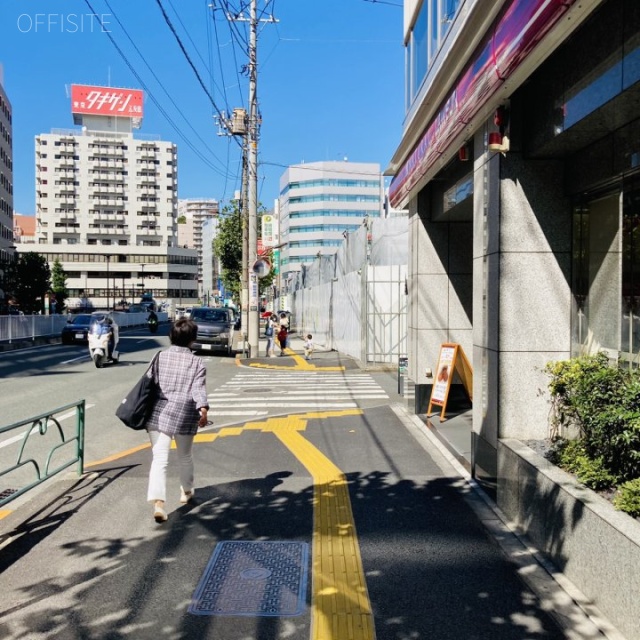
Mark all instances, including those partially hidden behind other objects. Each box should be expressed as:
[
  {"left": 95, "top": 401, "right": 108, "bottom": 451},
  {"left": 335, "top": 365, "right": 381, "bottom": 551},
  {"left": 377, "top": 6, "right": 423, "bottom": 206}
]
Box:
[{"left": 207, "top": 369, "right": 389, "bottom": 419}]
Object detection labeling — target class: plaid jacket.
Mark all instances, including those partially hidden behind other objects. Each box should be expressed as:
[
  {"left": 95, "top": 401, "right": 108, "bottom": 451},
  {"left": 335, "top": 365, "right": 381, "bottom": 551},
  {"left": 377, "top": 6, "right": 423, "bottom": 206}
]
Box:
[{"left": 145, "top": 346, "right": 208, "bottom": 437}]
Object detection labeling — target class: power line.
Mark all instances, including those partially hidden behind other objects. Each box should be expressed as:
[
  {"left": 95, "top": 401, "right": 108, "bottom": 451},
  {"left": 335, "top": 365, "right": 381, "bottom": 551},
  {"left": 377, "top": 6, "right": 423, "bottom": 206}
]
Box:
[
  {"left": 84, "top": 0, "right": 239, "bottom": 184},
  {"left": 102, "top": 0, "right": 233, "bottom": 179},
  {"left": 155, "top": 0, "right": 242, "bottom": 149}
]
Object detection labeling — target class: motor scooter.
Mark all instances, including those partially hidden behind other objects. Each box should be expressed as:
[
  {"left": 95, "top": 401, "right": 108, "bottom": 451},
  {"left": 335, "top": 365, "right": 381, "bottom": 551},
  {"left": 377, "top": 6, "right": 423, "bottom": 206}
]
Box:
[
  {"left": 148, "top": 315, "right": 159, "bottom": 333},
  {"left": 88, "top": 320, "right": 119, "bottom": 368}
]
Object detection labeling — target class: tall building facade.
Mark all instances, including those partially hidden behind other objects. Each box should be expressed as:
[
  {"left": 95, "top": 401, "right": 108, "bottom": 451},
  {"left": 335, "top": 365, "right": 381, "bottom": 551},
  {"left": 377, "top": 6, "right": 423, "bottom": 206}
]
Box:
[
  {"left": 30, "top": 84, "right": 198, "bottom": 310},
  {"left": 0, "top": 70, "right": 14, "bottom": 263},
  {"left": 388, "top": 0, "right": 640, "bottom": 499},
  {"left": 278, "top": 161, "right": 383, "bottom": 285},
  {"left": 177, "top": 198, "right": 219, "bottom": 297},
  {"left": 201, "top": 215, "right": 220, "bottom": 305},
  {"left": 0, "top": 69, "right": 14, "bottom": 314}
]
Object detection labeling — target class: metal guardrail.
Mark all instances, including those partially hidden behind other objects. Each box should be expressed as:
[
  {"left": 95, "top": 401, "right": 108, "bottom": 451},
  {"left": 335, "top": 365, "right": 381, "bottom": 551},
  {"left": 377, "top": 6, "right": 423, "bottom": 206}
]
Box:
[
  {"left": 0, "top": 315, "right": 68, "bottom": 343},
  {"left": 0, "top": 312, "right": 169, "bottom": 343},
  {"left": 0, "top": 400, "right": 86, "bottom": 508}
]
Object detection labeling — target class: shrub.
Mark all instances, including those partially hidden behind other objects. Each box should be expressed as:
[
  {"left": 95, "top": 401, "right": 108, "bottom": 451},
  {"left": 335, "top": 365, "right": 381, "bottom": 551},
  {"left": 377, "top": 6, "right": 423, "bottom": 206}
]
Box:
[
  {"left": 545, "top": 438, "right": 617, "bottom": 491},
  {"left": 613, "top": 479, "right": 640, "bottom": 518},
  {"left": 545, "top": 353, "right": 640, "bottom": 483}
]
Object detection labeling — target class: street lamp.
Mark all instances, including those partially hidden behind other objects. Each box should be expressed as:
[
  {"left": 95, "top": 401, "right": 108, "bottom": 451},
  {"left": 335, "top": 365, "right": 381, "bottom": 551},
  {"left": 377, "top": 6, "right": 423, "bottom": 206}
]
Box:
[{"left": 106, "top": 254, "right": 112, "bottom": 310}]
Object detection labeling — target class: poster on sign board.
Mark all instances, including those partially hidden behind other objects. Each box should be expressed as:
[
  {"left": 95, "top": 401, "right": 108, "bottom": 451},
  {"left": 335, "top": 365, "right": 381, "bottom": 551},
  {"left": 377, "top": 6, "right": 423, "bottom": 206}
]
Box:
[
  {"left": 430, "top": 345, "right": 456, "bottom": 407},
  {"left": 427, "top": 343, "right": 473, "bottom": 421}
]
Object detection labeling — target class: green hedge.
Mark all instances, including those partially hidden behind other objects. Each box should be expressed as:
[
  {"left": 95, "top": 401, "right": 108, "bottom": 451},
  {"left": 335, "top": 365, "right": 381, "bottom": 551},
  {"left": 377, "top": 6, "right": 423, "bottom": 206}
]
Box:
[{"left": 545, "top": 353, "right": 640, "bottom": 517}]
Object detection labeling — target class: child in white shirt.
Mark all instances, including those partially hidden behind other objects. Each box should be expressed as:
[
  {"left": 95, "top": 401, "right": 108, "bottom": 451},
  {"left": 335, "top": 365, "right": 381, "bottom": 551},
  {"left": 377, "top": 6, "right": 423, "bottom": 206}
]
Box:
[{"left": 304, "top": 334, "right": 314, "bottom": 360}]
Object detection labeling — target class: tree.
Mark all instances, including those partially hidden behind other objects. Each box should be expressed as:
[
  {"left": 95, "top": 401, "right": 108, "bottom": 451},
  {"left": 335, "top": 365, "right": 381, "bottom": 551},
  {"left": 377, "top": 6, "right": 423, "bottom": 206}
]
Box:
[
  {"left": 213, "top": 203, "right": 243, "bottom": 301},
  {"left": 51, "top": 259, "right": 69, "bottom": 313},
  {"left": 14, "top": 252, "right": 51, "bottom": 314},
  {"left": 213, "top": 201, "right": 274, "bottom": 303}
]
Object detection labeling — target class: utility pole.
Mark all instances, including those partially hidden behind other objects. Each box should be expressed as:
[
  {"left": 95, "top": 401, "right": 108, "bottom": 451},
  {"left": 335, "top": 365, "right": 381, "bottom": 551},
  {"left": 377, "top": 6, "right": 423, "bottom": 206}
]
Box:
[
  {"left": 246, "top": 0, "right": 259, "bottom": 357},
  {"left": 224, "top": 1, "right": 276, "bottom": 357},
  {"left": 241, "top": 139, "right": 249, "bottom": 350}
]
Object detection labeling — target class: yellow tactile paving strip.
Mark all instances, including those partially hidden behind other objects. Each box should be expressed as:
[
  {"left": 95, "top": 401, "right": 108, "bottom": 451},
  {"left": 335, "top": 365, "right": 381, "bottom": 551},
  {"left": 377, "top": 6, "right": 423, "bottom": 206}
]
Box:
[
  {"left": 194, "top": 410, "right": 375, "bottom": 640},
  {"left": 238, "top": 348, "right": 346, "bottom": 372}
]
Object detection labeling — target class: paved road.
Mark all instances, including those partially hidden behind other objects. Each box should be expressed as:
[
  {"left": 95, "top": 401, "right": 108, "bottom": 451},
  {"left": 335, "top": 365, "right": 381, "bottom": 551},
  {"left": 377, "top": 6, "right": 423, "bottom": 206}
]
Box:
[{"left": 0, "top": 342, "right": 614, "bottom": 640}]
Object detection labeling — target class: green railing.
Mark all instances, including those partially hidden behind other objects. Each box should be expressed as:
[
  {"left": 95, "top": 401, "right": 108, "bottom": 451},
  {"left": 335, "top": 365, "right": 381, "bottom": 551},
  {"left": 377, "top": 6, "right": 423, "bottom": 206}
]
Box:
[{"left": 0, "top": 400, "right": 85, "bottom": 508}]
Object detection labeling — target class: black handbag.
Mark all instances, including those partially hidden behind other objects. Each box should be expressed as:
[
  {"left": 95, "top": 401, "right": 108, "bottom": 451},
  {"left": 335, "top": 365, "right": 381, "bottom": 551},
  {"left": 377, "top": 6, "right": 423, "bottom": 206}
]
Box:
[{"left": 115, "top": 353, "right": 160, "bottom": 430}]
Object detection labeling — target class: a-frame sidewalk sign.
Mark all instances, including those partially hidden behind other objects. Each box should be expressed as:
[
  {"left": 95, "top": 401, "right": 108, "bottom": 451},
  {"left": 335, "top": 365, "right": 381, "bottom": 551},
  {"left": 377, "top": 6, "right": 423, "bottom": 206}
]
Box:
[{"left": 427, "top": 343, "right": 473, "bottom": 421}]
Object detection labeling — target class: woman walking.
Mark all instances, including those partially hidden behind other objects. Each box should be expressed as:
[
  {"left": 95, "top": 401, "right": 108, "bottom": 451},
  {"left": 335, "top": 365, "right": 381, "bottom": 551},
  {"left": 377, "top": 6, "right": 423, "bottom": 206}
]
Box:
[
  {"left": 145, "top": 318, "right": 209, "bottom": 523},
  {"left": 265, "top": 313, "right": 278, "bottom": 357}
]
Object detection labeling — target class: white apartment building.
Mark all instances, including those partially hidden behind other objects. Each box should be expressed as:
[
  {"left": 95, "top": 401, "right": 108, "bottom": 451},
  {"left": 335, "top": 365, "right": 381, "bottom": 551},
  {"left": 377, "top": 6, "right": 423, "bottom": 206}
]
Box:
[
  {"left": 0, "top": 69, "right": 14, "bottom": 314},
  {"left": 0, "top": 69, "right": 13, "bottom": 263},
  {"left": 278, "top": 161, "right": 384, "bottom": 284},
  {"left": 177, "top": 198, "right": 219, "bottom": 296},
  {"left": 201, "top": 215, "right": 221, "bottom": 306},
  {"left": 30, "top": 84, "right": 198, "bottom": 310}
]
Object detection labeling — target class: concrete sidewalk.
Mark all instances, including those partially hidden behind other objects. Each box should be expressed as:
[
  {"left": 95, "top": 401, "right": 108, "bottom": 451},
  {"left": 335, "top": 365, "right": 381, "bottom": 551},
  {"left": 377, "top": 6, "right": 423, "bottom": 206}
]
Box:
[{"left": 0, "top": 349, "right": 617, "bottom": 640}]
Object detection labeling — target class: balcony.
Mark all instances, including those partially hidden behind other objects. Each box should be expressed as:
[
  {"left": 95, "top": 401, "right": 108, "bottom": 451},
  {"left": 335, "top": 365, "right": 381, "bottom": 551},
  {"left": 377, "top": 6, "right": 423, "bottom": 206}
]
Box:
[
  {"left": 94, "top": 197, "right": 125, "bottom": 207},
  {"left": 93, "top": 185, "right": 125, "bottom": 195},
  {"left": 136, "top": 224, "right": 162, "bottom": 236},
  {"left": 98, "top": 147, "right": 125, "bottom": 157},
  {"left": 94, "top": 213, "right": 125, "bottom": 223},
  {"left": 94, "top": 171, "right": 124, "bottom": 182},
  {"left": 88, "top": 226, "right": 127, "bottom": 235},
  {"left": 57, "top": 158, "right": 75, "bottom": 168},
  {"left": 57, "top": 212, "right": 77, "bottom": 223},
  {"left": 91, "top": 160, "right": 119, "bottom": 169}
]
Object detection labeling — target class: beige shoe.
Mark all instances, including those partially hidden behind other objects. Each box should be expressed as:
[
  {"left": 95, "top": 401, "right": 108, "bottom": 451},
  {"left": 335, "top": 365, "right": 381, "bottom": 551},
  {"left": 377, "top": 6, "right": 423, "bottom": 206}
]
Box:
[
  {"left": 180, "top": 487, "right": 195, "bottom": 504},
  {"left": 153, "top": 502, "right": 168, "bottom": 523}
]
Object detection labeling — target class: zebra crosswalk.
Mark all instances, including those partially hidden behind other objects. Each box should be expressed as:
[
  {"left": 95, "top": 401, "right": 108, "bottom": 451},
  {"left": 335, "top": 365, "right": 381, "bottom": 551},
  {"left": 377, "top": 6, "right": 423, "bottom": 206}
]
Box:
[{"left": 207, "top": 370, "right": 389, "bottom": 420}]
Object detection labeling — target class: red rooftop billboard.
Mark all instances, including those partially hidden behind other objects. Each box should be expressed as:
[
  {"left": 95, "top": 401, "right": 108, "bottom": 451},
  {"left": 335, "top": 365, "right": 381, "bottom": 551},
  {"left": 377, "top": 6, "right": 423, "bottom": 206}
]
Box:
[{"left": 71, "top": 84, "right": 144, "bottom": 118}]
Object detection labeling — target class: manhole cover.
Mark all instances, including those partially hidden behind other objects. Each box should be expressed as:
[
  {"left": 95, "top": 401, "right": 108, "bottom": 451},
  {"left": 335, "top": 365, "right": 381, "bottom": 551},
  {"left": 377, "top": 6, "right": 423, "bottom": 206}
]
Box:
[{"left": 189, "top": 541, "right": 309, "bottom": 617}]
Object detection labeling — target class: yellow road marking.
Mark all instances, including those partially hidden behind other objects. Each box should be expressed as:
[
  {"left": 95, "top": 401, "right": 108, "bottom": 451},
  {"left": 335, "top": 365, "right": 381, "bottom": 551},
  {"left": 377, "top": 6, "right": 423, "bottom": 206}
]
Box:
[
  {"left": 85, "top": 409, "right": 374, "bottom": 638},
  {"left": 85, "top": 442, "right": 151, "bottom": 467},
  {"left": 193, "top": 409, "right": 374, "bottom": 640},
  {"left": 0, "top": 509, "right": 13, "bottom": 520},
  {"left": 247, "top": 349, "right": 345, "bottom": 372}
]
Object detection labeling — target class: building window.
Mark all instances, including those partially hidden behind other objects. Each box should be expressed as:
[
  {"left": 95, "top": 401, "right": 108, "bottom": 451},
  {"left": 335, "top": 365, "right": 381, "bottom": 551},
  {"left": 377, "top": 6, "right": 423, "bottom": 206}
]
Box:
[{"left": 406, "top": 0, "right": 462, "bottom": 106}]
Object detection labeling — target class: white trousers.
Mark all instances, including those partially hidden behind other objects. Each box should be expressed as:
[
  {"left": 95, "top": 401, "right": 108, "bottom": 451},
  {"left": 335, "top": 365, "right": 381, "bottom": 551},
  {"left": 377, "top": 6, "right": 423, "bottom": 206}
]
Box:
[{"left": 147, "top": 430, "right": 195, "bottom": 503}]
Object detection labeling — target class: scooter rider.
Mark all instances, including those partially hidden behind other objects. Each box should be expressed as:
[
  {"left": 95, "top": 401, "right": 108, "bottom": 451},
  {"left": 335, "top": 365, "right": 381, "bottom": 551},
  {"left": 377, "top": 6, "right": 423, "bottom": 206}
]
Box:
[
  {"left": 95, "top": 314, "right": 119, "bottom": 360},
  {"left": 147, "top": 309, "right": 158, "bottom": 332}
]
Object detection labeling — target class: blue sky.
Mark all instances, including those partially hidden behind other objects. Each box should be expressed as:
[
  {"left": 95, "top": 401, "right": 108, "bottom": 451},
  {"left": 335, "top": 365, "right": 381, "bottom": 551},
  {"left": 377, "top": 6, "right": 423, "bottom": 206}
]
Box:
[{"left": 1, "top": 0, "right": 405, "bottom": 215}]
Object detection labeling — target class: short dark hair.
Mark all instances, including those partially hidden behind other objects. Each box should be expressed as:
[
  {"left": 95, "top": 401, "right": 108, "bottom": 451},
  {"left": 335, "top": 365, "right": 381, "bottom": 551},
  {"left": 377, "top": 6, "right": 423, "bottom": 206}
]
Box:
[{"left": 171, "top": 318, "right": 198, "bottom": 347}]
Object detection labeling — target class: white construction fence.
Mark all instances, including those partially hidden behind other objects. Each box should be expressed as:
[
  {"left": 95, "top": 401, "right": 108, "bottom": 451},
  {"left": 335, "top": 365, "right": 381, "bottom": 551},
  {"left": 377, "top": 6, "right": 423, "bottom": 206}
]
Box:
[{"left": 278, "top": 217, "right": 408, "bottom": 365}]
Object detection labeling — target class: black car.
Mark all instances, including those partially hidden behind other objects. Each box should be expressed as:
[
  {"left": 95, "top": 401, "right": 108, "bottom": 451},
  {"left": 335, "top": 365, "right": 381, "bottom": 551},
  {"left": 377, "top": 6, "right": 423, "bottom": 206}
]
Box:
[
  {"left": 61, "top": 314, "right": 97, "bottom": 344},
  {"left": 189, "top": 307, "right": 235, "bottom": 355}
]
